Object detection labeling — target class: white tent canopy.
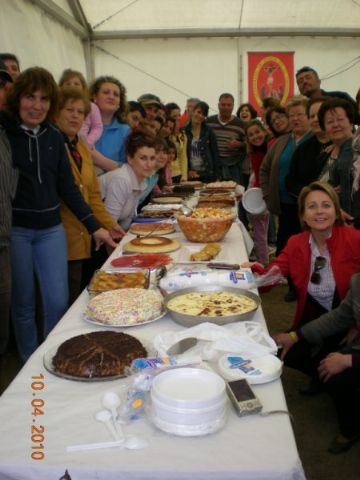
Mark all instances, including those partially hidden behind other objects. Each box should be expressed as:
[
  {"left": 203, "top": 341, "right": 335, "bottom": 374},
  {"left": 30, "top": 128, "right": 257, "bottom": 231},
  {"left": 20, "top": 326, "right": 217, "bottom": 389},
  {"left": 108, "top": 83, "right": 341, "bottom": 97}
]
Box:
[{"left": 1, "top": 0, "right": 360, "bottom": 109}]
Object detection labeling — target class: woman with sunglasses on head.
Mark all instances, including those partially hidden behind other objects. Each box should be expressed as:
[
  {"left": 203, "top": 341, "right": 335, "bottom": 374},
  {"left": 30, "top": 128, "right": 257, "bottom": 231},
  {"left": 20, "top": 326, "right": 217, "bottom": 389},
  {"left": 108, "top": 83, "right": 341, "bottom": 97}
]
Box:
[{"left": 243, "top": 181, "right": 360, "bottom": 330}]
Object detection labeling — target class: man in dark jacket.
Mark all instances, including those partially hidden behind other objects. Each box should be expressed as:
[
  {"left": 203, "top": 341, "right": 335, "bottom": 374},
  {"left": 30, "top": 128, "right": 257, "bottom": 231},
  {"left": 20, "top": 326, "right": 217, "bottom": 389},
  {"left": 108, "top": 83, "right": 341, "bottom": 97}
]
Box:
[
  {"left": 274, "top": 273, "right": 360, "bottom": 453},
  {"left": 296, "top": 66, "right": 358, "bottom": 120},
  {"left": 0, "top": 60, "right": 17, "bottom": 355}
]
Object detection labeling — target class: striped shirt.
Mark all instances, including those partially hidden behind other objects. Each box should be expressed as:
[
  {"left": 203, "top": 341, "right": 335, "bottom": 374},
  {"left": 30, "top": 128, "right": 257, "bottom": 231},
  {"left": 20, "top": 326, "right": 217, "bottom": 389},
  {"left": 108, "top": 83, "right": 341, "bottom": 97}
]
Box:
[{"left": 206, "top": 115, "right": 245, "bottom": 160}]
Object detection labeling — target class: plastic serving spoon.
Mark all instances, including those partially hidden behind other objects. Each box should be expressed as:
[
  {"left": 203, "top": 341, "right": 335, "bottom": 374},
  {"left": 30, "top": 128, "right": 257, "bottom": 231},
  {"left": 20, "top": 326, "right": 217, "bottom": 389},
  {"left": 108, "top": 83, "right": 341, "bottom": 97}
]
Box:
[
  {"left": 102, "top": 391, "right": 124, "bottom": 439},
  {"left": 179, "top": 205, "right": 193, "bottom": 216},
  {"left": 95, "top": 409, "right": 120, "bottom": 441}
]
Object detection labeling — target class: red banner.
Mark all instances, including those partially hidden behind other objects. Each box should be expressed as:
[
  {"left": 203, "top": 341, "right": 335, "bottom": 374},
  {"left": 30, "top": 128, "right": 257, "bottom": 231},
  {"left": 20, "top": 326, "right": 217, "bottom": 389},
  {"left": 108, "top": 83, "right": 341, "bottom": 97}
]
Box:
[{"left": 248, "top": 52, "right": 294, "bottom": 111}]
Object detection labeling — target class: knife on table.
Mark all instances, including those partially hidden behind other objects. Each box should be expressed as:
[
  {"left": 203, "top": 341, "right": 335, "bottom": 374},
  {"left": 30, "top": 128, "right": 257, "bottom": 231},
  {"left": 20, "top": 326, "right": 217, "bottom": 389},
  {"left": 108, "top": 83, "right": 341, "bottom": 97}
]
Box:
[{"left": 172, "top": 261, "right": 240, "bottom": 270}]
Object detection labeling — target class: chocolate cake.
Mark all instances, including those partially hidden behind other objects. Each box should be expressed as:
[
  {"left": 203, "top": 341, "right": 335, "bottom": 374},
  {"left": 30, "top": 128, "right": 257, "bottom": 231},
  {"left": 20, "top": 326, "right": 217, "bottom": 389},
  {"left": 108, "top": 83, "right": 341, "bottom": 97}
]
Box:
[{"left": 53, "top": 331, "right": 147, "bottom": 378}]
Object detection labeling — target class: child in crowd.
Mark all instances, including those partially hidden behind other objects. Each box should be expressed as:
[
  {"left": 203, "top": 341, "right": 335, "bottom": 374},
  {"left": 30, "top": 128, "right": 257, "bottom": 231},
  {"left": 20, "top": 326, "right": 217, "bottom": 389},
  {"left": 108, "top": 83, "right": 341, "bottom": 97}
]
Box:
[
  {"left": 59, "top": 69, "right": 103, "bottom": 149},
  {"left": 245, "top": 119, "right": 271, "bottom": 265},
  {"left": 167, "top": 141, "right": 178, "bottom": 177},
  {"left": 153, "top": 140, "right": 174, "bottom": 193}
]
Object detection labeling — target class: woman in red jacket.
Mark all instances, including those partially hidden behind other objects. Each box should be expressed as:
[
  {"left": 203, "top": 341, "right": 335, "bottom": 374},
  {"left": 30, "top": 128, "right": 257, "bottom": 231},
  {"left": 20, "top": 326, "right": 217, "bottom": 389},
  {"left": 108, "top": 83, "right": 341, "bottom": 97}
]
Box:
[{"left": 244, "top": 181, "right": 360, "bottom": 329}]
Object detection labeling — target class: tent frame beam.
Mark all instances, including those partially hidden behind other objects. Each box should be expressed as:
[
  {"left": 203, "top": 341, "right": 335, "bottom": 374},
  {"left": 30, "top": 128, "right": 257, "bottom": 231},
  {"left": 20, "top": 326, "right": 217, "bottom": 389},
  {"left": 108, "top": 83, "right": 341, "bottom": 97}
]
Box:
[
  {"left": 31, "top": 0, "right": 88, "bottom": 39},
  {"left": 92, "top": 27, "right": 360, "bottom": 40},
  {"left": 67, "top": 0, "right": 92, "bottom": 35}
]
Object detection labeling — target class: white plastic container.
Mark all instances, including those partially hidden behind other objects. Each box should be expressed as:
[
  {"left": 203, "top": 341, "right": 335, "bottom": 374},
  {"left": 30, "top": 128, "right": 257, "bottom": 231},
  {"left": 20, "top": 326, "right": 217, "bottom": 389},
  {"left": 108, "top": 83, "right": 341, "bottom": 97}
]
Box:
[
  {"left": 242, "top": 188, "right": 267, "bottom": 215},
  {"left": 218, "top": 353, "right": 283, "bottom": 384},
  {"left": 149, "top": 368, "right": 227, "bottom": 436}
]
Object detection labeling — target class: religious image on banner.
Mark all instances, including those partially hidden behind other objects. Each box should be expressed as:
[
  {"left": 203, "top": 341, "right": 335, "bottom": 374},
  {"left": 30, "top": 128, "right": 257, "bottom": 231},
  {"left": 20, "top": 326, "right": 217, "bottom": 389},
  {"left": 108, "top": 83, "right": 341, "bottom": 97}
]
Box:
[{"left": 248, "top": 52, "right": 294, "bottom": 111}]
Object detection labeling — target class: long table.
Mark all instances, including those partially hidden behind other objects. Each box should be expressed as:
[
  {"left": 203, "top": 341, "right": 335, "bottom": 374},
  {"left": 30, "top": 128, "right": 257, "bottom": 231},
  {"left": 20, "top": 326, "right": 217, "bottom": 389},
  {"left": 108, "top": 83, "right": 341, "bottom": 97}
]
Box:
[{"left": 0, "top": 222, "right": 305, "bottom": 480}]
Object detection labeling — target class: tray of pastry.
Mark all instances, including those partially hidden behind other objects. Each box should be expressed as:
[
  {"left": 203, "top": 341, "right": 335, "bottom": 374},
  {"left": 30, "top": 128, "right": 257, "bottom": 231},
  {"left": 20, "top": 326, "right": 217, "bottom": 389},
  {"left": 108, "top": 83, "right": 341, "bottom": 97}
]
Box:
[
  {"left": 87, "top": 268, "right": 150, "bottom": 297},
  {"left": 151, "top": 191, "right": 192, "bottom": 200},
  {"left": 136, "top": 209, "right": 176, "bottom": 219},
  {"left": 203, "top": 181, "right": 237, "bottom": 192}
]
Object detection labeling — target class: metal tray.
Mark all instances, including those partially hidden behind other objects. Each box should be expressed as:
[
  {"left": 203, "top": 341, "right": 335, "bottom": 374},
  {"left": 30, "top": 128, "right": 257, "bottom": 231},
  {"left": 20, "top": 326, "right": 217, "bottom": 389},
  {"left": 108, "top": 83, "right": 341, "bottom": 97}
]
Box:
[
  {"left": 164, "top": 285, "right": 260, "bottom": 327},
  {"left": 87, "top": 268, "right": 150, "bottom": 297}
]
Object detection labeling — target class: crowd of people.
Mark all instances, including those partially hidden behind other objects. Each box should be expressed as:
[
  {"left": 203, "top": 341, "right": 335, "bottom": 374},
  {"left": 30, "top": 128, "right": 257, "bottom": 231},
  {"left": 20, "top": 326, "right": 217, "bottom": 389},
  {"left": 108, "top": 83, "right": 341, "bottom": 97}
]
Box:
[{"left": 1, "top": 52, "right": 360, "bottom": 454}]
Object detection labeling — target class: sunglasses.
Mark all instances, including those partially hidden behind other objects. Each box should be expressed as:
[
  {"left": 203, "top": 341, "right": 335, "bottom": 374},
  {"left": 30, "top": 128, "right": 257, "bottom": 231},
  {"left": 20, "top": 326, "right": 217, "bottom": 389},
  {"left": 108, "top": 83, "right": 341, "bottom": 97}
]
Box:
[{"left": 310, "top": 256, "right": 326, "bottom": 284}]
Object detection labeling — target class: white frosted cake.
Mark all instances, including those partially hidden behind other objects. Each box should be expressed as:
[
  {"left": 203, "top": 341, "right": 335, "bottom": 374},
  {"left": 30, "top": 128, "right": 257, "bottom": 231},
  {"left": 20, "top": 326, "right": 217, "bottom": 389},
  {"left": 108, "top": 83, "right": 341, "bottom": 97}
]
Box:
[{"left": 86, "top": 288, "right": 163, "bottom": 326}]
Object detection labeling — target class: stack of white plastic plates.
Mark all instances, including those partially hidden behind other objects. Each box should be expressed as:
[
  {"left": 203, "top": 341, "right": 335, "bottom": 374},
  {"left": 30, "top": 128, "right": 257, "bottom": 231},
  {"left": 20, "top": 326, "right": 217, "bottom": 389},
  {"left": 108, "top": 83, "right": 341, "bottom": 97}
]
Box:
[{"left": 149, "top": 368, "right": 227, "bottom": 436}]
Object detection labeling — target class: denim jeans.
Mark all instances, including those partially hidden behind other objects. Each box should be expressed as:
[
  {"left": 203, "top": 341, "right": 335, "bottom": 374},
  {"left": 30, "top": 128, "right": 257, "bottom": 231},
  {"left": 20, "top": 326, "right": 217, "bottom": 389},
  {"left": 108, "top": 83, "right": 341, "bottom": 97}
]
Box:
[{"left": 10, "top": 224, "right": 68, "bottom": 361}]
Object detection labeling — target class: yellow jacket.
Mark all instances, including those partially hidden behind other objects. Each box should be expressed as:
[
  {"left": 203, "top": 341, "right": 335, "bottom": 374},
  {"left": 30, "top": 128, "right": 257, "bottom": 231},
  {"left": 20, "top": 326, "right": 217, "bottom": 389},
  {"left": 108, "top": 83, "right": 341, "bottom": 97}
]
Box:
[
  {"left": 60, "top": 140, "right": 116, "bottom": 261},
  {"left": 170, "top": 132, "right": 188, "bottom": 180}
]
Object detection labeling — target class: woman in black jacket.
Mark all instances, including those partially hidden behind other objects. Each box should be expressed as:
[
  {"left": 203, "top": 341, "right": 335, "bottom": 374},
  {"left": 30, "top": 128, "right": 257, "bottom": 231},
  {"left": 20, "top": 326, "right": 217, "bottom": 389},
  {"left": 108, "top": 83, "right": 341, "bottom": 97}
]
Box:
[
  {"left": 184, "top": 101, "right": 220, "bottom": 183},
  {"left": 0, "top": 67, "right": 115, "bottom": 361}
]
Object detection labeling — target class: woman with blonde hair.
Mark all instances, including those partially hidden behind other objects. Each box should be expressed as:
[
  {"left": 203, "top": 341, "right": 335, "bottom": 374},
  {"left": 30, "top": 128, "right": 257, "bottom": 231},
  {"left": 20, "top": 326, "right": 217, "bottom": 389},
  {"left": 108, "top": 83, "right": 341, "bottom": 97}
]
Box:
[
  {"left": 260, "top": 96, "right": 312, "bottom": 301},
  {"left": 90, "top": 76, "right": 130, "bottom": 173},
  {"left": 54, "top": 87, "right": 124, "bottom": 303},
  {"left": 244, "top": 181, "right": 360, "bottom": 329}
]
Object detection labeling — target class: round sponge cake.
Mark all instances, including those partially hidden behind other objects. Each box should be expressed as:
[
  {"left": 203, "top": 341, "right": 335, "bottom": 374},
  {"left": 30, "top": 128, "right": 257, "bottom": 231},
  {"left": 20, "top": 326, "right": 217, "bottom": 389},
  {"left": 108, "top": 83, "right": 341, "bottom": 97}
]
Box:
[
  {"left": 123, "top": 236, "right": 180, "bottom": 253},
  {"left": 129, "top": 222, "right": 175, "bottom": 236}
]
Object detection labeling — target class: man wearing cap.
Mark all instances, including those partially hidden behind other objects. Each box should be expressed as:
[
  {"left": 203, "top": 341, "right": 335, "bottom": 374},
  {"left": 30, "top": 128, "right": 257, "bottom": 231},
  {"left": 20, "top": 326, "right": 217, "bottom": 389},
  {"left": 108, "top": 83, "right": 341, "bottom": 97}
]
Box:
[
  {"left": 0, "top": 61, "right": 18, "bottom": 355},
  {"left": 137, "top": 93, "right": 161, "bottom": 121},
  {"left": 137, "top": 93, "right": 163, "bottom": 138}
]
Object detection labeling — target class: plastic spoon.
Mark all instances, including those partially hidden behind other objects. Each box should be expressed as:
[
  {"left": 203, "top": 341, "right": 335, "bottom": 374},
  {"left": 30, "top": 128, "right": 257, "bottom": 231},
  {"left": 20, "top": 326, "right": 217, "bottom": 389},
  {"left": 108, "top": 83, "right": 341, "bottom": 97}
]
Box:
[
  {"left": 95, "top": 409, "right": 120, "bottom": 441},
  {"left": 102, "top": 391, "right": 124, "bottom": 439},
  {"left": 124, "top": 435, "right": 149, "bottom": 449}
]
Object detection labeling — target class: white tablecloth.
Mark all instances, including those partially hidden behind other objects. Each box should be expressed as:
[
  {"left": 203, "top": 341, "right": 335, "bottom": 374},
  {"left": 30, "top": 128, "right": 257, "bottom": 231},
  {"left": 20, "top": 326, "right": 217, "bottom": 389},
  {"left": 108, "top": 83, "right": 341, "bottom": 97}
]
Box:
[{"left": 0, "top": 223, "right": 305, "bottom": 480}]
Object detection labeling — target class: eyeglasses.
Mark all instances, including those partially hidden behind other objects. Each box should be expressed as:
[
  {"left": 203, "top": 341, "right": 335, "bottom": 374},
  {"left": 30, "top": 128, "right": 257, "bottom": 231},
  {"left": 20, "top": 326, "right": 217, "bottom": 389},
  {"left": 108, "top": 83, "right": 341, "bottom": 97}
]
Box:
[
  {"left": 310, "top": 256, "right": 326, "bottom": 284},
  {"left": 271, "top": 114, "right": 286, "bottom": 124}
]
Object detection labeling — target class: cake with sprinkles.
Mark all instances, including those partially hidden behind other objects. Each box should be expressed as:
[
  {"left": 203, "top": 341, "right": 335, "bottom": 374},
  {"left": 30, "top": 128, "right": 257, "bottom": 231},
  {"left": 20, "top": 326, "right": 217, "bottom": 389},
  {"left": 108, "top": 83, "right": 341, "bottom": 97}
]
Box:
[{"left": 86, "top": 288, "right": 164, "bottom": 326}]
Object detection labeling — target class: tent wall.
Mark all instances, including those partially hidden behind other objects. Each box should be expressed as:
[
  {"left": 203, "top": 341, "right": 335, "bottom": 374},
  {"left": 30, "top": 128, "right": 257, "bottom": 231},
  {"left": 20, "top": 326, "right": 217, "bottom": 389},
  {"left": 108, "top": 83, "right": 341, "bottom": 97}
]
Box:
[
  {"left": 94, "top": 36, "right": 360, "bottom": 112},
  {"left": 0, "top": 0, "right": 87, "bottom": 81},
  {"left": 1, "top": 0, "right": 359, "bottom": 113}
]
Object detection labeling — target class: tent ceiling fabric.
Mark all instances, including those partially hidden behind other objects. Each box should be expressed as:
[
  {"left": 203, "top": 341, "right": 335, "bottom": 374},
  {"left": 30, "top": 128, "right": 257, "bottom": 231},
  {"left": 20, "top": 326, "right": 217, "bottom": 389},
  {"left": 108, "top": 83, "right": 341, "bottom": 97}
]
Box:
[{"left": 78, "top": 0, "right": 360, "bottom": 34}]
